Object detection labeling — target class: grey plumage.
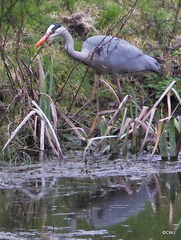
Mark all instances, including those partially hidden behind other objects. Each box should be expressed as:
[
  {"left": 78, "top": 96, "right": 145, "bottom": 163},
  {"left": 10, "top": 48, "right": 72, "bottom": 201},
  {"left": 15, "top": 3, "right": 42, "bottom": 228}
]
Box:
[
  {"left": 35, "top": 23, "right": 161, "bottom": 108},
  {"left": 81, "top": 35, "right": 161, "bottom": 74},
  {"left": 36, "top": 24, "right": 161, "bottom": 75}
]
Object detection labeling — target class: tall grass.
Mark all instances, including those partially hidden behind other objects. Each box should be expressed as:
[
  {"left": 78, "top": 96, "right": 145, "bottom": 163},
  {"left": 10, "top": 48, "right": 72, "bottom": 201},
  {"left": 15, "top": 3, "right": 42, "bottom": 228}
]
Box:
[{"left": 2, "top": 57, "right": 63, "bottom": 161}]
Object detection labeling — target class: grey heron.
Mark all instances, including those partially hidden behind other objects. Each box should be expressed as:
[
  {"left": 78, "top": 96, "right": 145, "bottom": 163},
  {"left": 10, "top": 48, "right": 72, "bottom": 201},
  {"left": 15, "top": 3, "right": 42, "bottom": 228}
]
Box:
[{"left": 35, "top": 23, "right": 161, "bottom": 109}]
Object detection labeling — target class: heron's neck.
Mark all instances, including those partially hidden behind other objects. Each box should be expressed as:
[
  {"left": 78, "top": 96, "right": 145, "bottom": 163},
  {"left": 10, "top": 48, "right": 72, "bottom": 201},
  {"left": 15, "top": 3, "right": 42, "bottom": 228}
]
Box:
[{"left": 62, "top": 31, "right": 88, "bottom": 62}]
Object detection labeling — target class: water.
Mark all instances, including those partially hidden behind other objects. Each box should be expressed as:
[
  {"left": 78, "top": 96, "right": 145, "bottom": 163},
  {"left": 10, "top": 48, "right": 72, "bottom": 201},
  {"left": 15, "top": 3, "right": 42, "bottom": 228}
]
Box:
[{"left": 0, "top": 157, "right": 181, "bottom": 240}]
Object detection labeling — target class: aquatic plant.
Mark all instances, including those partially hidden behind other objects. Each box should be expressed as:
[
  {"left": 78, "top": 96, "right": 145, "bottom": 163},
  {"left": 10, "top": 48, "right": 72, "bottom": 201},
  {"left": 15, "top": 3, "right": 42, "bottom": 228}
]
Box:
[
  {"left": 82, "top": 81, "right": 181, "bottom": 161},
  {"left": 3, "top": 99, "right": 63, "bottom": 159}
]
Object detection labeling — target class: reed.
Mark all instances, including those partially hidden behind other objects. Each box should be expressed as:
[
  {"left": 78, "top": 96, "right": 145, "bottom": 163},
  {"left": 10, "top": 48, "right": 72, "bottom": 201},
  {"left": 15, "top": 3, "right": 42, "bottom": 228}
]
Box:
[
  {"left": 82, "top": 81, "right": 181, "bottom": 161},
  {"left": 3, "top": 57, "right": 63, "bottom": 161}
]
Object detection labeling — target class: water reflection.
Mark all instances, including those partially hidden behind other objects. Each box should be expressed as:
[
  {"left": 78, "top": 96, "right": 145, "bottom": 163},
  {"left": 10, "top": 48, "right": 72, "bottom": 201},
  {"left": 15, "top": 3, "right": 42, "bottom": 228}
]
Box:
[
  {"left": 85, "top": 176, "right": 156, "bottom": 228},
  {"left": 0, "top": 172, "right": 181, "bottom": 239}
]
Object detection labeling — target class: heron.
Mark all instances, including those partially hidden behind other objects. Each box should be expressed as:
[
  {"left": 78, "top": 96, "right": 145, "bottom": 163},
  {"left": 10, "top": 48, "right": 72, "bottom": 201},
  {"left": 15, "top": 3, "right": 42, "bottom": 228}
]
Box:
[{"left": 35, "top": 23, "right": 161, "bottom": 111}]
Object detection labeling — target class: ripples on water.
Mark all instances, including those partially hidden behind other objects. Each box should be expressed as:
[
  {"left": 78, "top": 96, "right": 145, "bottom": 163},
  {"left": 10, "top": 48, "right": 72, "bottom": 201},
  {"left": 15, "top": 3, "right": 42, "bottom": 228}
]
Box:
[{"left": 0, "top": 154, "right": 181, "bottom": 239}]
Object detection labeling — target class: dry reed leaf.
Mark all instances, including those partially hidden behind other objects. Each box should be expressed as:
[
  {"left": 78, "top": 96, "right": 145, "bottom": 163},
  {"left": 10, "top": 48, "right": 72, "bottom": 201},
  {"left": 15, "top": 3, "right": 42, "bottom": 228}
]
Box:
[
  {"left": 138, "top": 106, "right": 149, "bottom": 120},
  {"left": 140, "top": 82, "right": 178, "bottom": 159},
  {"left": 45, "top": 127, "right": 59, "bottom": 156},
  {"left": 109, "top": 94, "right": 142, "bottom": 124},
  {"left": 89, "top": 115, "right": 101, "bottom": 136},
  {"left": 117, "top": 108, "right": 128, "bottom": 140},
  {"left": 140, "top": 108, "right": 156, "bottom": 153},
  {"left": 109, "top": 95, "right": 131, "bottom": 124},
  {"left": 32, "top": 100, "right": 63, "bottom": 158},
  {"left": 150, "top": 117, "right": 169, "bottom": 159},
  {"left": 38, "top": 55, "right": 45, "bottom": 91},
  {"left": 40, "top": 119, "right": 45, "bottom": 160},
  {"left": 122, "top": 118, "right": 132, "bottom": 160},
  {"left": 96, "top": 125, "right": 113, "bottom": 149},
  {"left": 100, "top": 77, "right": 120, "bottom": 104},
  {"left": 33, "top": 115, "right": 38, "bottom": 139},
  {"left": 117, "top": 117, "right": 132, "bottom": 141},
  {"left": 167, "top": 90, "right": 171, "bottom": 118},
  {"left": 171, "top": 87, "right": 181, "bottom": 104},
  {"left": 51, "top": 102, "right": 58, "bottom": 130},
  {"left": 175, "top": 116, "right": 181, "bottom": 158},
  {"left": 89, "top": 109, "right": 116, "bottom": 135},
  {"left": 40, "top": 119, "right": 45, "bottom": 152},
  {"left": 83, "top": 135, "right": 117, "bottom": 160},
  {"left": 132, "top": 106, "right": 149, "bottom": 135},
  {"left": 39, "top": 93, "right": 58, "bottom": 130},
  {"left": 143, "top": 81, "right": 176, "bottom": 122},
  {"left": 135, "top": 118, "right": 156, "bottom": 136},
  {"left": 58, "top": 110, "right": 87, "bottom": 141},
  {"left": 3, "top": 110, "right": 37, "bottom": 151},
  {"left": 151, "top": 121, "right": 162, "bottom": 159}
]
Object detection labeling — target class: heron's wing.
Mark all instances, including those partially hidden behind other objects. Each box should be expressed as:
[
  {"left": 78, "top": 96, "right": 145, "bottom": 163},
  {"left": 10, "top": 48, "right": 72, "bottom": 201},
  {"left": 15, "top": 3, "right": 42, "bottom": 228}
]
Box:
[
  {"left": 82, "top": 36, "right": 160, "bottom": 73},
  {"left": 104, "top": 39, "right": 160, "bottom": 73},
  {"left": 83, "top": 36, "right": 142, "bottom": 56}
]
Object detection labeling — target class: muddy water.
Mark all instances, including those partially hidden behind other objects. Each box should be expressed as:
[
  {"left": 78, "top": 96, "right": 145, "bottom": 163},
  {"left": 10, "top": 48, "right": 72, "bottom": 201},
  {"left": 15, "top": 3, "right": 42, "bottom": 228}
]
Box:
[{"left": 0, "top": 154, "right": 181, "bottom": 240}]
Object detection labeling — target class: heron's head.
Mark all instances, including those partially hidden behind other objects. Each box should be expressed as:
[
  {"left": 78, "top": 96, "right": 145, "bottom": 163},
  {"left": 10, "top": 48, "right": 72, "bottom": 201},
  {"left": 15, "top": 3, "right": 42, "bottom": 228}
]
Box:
[{"left": 35, "top": 23, "right": 66, "bottom": 47}]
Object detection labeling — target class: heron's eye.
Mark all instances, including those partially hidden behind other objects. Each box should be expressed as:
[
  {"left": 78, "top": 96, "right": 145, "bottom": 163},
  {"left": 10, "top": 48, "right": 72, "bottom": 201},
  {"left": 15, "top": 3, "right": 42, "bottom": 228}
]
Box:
[{"left": 51, "top": 23, "right": 62, "bottom": 34}]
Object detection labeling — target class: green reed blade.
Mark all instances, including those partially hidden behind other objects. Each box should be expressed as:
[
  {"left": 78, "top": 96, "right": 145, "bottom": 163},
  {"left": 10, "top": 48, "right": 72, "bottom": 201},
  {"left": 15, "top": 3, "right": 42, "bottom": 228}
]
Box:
[{"left": 169, "top": 118, "right": 177, "bottom": 161}]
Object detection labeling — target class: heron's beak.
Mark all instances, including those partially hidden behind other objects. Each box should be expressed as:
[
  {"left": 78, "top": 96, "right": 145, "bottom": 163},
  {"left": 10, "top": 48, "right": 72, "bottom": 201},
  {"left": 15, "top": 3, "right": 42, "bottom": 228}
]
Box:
[{"left": 35, "top": 34, "right": 49, "bottom": 47}]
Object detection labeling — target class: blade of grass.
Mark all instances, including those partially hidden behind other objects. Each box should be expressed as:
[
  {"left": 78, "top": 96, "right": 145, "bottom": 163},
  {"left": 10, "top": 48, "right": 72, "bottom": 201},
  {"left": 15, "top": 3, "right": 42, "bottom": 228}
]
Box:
[
  {"left": 47, "top": 58, "right": 54, "bottom": 120},
  {"left": 159, "top": 126, "right": 169, "bottom": 161},
  {"left": 169, "top": 118, "right": 177, "bottom": 161},
  {"left": 174, "top": 117, "right": 181, "bottom": 133},
  {"left": 122, "top": 120, "right": 132, "bottom": 160},
  {"left": 109, "top": 129, "right": 119, "bottom": 157},
  {"left": 175, "top": 116, "right": 181, "bottom": 159},
  {"left": 157, "top": 115, "right": 169, "bottom": 161},
  {"left": 100, "top": 116, "right": 108, "bottom": 151},
  {"left": 38, "top": 55, "right": 46, "bottom": 92}
]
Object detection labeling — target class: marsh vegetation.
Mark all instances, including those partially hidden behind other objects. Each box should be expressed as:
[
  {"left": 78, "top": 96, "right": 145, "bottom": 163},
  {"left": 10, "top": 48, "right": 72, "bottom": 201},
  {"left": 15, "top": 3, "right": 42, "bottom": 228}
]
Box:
[
  {"left": 0, "top": 1, "right": 181, "bottom": 239},
  {"left": 0, "top": 0, "right": 181, "bottom": 161}
]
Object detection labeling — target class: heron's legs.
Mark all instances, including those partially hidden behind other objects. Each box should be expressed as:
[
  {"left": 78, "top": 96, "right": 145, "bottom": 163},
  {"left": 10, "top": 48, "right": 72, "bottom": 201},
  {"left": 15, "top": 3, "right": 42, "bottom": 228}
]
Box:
[
  {"left": 72, "top": 74, "right": 123, "bottom": 117},
  {"left": 72, "top": 73, "right": 101, "bottom": 117},
  {"left": 114, "top": 75, "right": 123, "bottom": 101}
]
